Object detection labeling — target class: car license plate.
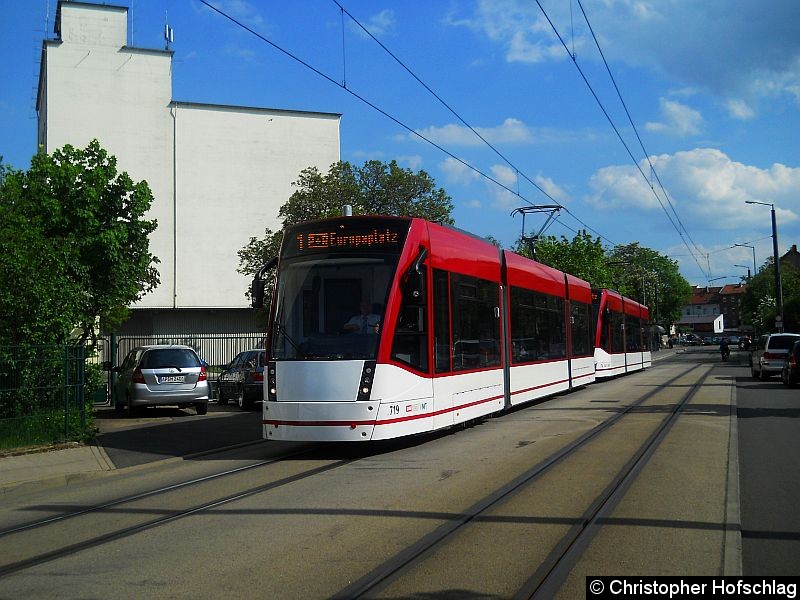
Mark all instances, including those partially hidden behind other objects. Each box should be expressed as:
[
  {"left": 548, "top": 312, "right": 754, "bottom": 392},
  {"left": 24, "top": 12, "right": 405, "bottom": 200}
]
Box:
[{"left": 159, "top": 375, "right": 185, "bottom": 384}]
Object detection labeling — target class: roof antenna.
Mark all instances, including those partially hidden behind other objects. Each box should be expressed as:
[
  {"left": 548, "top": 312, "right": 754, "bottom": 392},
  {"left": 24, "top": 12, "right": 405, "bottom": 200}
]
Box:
[{"left": 164, "top": 12, "right": 174, "bottom": 51}]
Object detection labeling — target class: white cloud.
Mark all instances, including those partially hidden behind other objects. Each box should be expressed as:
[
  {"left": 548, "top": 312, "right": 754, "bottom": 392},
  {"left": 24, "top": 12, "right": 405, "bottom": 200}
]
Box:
[
  {"left": 364, "top": 9, "right": 395, "bottom": 37},
  {"left": 203, "top": 0, "right": 264, "bottom": 28},
  {"left": 451, "top": 1, "right": 800, "bottom": 106},
  {"left": 414, "top": 118, "right": 533, "bottom": 147},
  {"left": 490, "top": 164, "right": 518, "bottom": 188},
  {"left": 645, "top": 99, "right": 703, "bottom": 136},
  {"left": 534, "top": 174, "right": 569, "bottom": 202},
  {"left": 396, "top": 155, "right": 423, "bottom": 170},
  {"left": 349, "top": 9, "right": 396, "bottom": 39},
  {"left": 488, "top": 165, "right": 521, "bottom": 209},
  {"left": 447, "top": 0, "right": 567, "bottom": 64},
  {"left": 438, "top": 157, "right": 480, "bottom": 185},
  {"left": 586, "top": 148, "right": 800, "bottom": 229},
  {"left": 726, "top": 99, "right": 756, "bottom": 120}
]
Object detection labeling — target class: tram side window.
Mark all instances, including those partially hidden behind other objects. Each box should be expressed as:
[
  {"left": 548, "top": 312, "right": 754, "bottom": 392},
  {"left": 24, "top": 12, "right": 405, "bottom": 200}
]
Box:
[
  {"left": 570, "top": 301, "right": 592, "bottom": 357},
  {"left": 433, "top": 270, "right": 451, "bottom": 373},
  {"left": 625, "top": 315, "right": 642, "bottom": 351},
  {"left": 510, "top": 287, "right": 566, "bottom": 364},
  {"left": 594, "top": 304, "right": 611, "bottom": 353},
  {"left": 391, "top": 267, "right": 429, "bottom": 372},
  {"left": 611, "top": 311, "right": 625, "bottom": 354},
  {"left": 451, "top": 274, "right": 500, "bottom": 371},
  {"left": 643, "top": 323, "right": 652, "bottom": 351}
]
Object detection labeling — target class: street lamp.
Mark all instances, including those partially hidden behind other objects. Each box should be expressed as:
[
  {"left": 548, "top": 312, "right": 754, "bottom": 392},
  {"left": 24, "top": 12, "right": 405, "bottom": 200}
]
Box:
[
  {"left": 745, "top": 201, "right": 783, "bottom": 332},
  {"left": 734, "top": 264, "right": 751, "bottom": 279},
  {"left": 734, "top": 243, "right": 757, "bottom": 275}
]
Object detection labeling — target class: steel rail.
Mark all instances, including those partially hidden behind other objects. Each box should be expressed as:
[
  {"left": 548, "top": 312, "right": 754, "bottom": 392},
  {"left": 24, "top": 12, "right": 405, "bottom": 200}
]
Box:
[
  {"left": 0, "top": 444, "right": 315, "bottom": 538},
  {"left": 331, "top": 362, "right": 706, "bottom": 599},
  {"left": 0, "top": 453, "right": 356, "bottom": 579},
  {"left": 519, "top": 367, "right": 710, "bottom": 598}
]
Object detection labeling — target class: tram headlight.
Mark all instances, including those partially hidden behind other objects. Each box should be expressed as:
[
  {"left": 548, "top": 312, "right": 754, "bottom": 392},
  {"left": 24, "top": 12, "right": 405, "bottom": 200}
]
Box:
[
  {"left": 357, "top": 360, "right": 376, "bottom": 402},
  {"left": 267, "top": 361, "right": 277, "bottom": 401}
]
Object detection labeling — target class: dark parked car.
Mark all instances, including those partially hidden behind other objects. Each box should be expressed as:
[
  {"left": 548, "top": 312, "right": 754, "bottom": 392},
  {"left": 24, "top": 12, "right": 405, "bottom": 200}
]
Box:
[
  {"left": 110, "top": 345, "right": 209, "bottom": 415},
  {"left": 781, "top": 339, "right": 800, "bottom": 387},
  {"left": 217, "top": 349, "right": 265, "bottom": 410},
  {"left": 751, "top": 333, "right": 800, "bottom": 380}
]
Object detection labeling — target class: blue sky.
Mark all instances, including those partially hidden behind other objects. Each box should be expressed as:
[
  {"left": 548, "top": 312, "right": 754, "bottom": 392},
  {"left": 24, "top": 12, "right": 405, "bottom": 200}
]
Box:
[{"left": 2, "top": 0, "right": 799, "bottom": 286}]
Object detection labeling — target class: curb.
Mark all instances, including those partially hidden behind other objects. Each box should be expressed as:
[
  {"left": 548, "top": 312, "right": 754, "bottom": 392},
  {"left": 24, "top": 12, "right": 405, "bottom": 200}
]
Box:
[{"left": 0, "top": 439, "right": 267, "bottom": 500}]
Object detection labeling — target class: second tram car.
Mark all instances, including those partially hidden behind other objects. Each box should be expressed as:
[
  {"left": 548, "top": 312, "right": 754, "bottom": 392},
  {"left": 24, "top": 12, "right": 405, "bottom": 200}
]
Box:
[
  {"left": 592, "top": 289, "right": 652, "bottom": 379},
  {"left": 257, "top": 215, "right": 651, "bottom": 442}
]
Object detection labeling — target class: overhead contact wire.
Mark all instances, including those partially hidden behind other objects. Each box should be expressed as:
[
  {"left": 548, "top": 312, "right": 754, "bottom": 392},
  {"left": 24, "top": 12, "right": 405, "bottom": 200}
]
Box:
[{"left": 198, "top": 0, "right": 540, "bottom": 212}]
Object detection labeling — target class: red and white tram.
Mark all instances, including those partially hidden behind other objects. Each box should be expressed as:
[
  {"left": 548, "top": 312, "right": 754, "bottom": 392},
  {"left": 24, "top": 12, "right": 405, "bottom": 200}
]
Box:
[
  {"left": 592, "top": 289, "right": 652, "bottom": 379},
  {"left": 257, "top": 215, "right": 650, "bottom": 442}
]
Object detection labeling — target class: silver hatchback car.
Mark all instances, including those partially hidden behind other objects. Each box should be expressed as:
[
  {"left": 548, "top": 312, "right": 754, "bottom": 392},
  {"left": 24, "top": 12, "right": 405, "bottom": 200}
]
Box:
[
  {"left": 751, "top": 333, "right": 800, "bottom": 380},
  {"left": 112, "top": 345, "right": 209, "bottom": 415}
]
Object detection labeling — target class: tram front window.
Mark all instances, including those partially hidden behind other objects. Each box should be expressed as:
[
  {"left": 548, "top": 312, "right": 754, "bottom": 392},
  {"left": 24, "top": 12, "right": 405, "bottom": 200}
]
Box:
[{"left": 270, "top": 256, "right": 397, "bottom": 360}]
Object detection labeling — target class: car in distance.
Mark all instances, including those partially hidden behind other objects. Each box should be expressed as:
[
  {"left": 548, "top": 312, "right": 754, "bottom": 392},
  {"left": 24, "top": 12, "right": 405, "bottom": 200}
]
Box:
[
  {"left": 109, "top": 345, "right": 209, "bottom": 415},
  {"left": 781, "top": 339, "right": 800, "bottom": 387},
  {"left": 751, "top": 333, "right": 800, "bottom": 381},
  {"left": 683, "top": 334, "right": 700, "bottom": 346},
  {"left": 217, "top": 349, "right": 265, "bottom": 410}
]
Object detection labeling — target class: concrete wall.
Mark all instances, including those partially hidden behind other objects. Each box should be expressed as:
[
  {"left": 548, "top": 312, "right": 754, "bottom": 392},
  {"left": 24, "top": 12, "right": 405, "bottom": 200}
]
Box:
[
  {"left": 38, "top": 1, "right": 341, "bottom": 317},
  {"left": 172, "top": 103, "right": 340, "bottom": 308}
]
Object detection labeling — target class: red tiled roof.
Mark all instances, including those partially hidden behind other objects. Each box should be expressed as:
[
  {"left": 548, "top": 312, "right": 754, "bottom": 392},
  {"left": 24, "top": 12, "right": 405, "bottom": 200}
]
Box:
[
  {"left": 720, "top": 284, "right": 747, "bottom": 295},
  {"left": 690, "top": 286, "right": 721, "bottom": 305}
]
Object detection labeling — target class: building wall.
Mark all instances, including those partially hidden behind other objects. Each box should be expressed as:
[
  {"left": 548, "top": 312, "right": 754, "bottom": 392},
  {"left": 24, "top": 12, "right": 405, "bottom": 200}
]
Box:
[
  {"left": 172, "top": 103, "right": 340, "bottom": 308},
  {"left": 39, "top": 3, "right": 175, "bottom": 307},
  {"left": 38, "top": 2, "right": 341, "bottom": 320}
]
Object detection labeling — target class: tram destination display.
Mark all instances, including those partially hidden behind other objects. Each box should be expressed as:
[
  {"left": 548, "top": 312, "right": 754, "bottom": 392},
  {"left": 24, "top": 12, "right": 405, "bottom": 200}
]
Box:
[{"left": 285, "top": 219, "right": 410, "bottom": 258}]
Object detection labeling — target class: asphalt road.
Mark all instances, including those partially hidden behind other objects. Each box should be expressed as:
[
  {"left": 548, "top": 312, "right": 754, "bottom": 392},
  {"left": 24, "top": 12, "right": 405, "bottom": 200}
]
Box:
[
  {"left": 91, "top": 348, "right": 800, "bottom": 576},
  {"left": 734, "top": 351, "right": 800, "bottom": 575},
  {"left": 94, "top": 401, "right": 264, "bottom": 469}
]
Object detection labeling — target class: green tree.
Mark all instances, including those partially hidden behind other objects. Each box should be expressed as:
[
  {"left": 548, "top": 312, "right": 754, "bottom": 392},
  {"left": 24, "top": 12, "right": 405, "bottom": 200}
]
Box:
[
  {"left": 0, "top": 141, "right": 159, "bottom": 347},
  {"left": 608, "top": 243, "right": 691, "bottom": 326},
  {"left": 520, "top": 230, "right": 615, "bottom": 288},
  {"left": 740, "top": 258, "right": 800, "bottom": 333},
  {"left": 514, "top": 234, "right": 691, "bottom": 327},
  {"left": 238, "top": 159, "right": 454, "bottom": 288}
]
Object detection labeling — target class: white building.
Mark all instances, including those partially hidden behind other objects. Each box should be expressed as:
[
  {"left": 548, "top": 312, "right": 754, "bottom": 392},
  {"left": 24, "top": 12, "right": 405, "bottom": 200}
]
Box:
[{"left": 37, "top": 1, "right": 341, "bottom": 334}]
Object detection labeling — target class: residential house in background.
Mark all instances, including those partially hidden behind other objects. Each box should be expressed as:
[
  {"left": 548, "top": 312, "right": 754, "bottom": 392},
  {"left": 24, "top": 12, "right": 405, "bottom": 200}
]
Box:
[
  {"left": 720, "top": 283, "right": 749, "bottom": 333},
  {"left": 677, "top": 283, "right": 749, "bottom": 337},
  {"left": 678, "top": 286, "right": 725, "bottom": 336},
  {"left": 782, "top": 244, "right": 800, "bottom": 269}
]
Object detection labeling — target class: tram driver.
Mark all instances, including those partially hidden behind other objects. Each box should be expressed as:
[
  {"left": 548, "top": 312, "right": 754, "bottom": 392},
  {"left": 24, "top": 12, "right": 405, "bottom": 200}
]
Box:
[{"left": 343, "top": 300, "right": 381, "bottom": 334}]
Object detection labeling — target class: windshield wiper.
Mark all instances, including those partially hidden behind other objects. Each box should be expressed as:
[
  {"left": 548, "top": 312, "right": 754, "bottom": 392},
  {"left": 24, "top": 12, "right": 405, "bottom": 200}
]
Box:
[{"left": 275, "top": 323, "right": 305, "bottom": 358}]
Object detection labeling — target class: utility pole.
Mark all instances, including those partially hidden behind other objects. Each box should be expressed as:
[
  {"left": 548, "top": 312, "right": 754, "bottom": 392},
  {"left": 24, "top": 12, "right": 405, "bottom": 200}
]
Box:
[{"left": 746, "top": 201, "right": 783, "bottom": 332}]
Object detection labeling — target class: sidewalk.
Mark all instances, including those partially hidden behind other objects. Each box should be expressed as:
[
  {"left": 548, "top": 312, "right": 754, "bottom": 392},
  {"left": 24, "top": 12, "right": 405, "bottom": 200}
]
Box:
[{"left": 0, "top": 443, "right": 115, "bottom": 497}]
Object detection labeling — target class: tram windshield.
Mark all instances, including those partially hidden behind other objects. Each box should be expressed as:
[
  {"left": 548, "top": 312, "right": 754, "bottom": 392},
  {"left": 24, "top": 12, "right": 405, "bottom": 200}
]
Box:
[
  {"left": 270, "top": 255, "right": 399, "bottom": 360},
  {"left": 270, "top": 218, "right": 410, "bottom": 361}
]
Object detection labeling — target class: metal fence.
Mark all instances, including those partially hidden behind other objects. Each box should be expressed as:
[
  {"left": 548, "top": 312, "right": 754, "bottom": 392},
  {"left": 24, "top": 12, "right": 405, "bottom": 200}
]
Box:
[
  {"left": 0, "top": 345, "right": 89, "bottom": 451},
  {"left": 98, "top": 333, "right": 265, "bottom": 406},
  {"left": 100, "top": 333, "right": 265, "bottom": 375}
]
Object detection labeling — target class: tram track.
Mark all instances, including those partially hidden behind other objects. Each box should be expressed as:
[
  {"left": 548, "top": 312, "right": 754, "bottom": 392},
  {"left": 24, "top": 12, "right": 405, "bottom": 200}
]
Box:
[
  {"left": 0, "top": 358, "right": 729, "bottom": 597},
  {"left": 0, "top": 445, "right": 358, "bottom": 578},
  {"left": 331, "top": 361, "right": 712, "bottom": 599},
  {"left": 0, "top": 446, "right": 308, "bottom": 538}
]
